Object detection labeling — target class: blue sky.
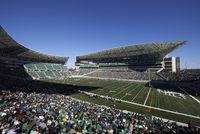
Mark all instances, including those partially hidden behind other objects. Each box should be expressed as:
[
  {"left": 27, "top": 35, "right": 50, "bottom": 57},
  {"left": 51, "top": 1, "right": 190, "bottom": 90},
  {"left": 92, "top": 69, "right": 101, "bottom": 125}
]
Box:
[{"left": 0, "top": 0, "right": 200, "bottom": 68}]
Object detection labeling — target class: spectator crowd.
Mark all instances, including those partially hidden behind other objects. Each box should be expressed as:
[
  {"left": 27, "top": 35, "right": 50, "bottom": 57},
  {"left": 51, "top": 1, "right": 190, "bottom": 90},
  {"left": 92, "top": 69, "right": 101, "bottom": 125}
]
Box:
[{"left": 0, "top": 89, "right": 199, "bottom": 134}]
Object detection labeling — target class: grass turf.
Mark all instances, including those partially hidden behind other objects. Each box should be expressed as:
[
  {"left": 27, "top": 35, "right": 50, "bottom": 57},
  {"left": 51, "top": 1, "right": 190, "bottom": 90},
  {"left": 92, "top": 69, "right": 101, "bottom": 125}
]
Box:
[{"left": 45, "top": 78, "right": 200, "bottom": 126}]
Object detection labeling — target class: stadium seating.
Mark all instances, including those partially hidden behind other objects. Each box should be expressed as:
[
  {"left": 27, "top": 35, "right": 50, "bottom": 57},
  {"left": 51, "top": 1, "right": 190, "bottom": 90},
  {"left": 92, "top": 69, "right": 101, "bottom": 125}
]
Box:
[
  {"left": 78, "top": 69, "right": 200, "bottom": 82},
  {"left": 0, "top": 58, "right": 30, "bottom": 78},
  {"left": 83, "top": 69, "right": 160, "bottom": 81},
  {"left": 158, "top": 71, "right": 200, "bottom": 82},
  {"left": 37, "top": 71, "right": 46, "bottom": 78},
  {"left": 24, "top": 63, "right": 70, "bottom": 79},
  {"left": 69, "top": 69, "right": 98, "bottom": 76},
  {"left": 80, "top": 64, "right": 99, "bottom": 68}
]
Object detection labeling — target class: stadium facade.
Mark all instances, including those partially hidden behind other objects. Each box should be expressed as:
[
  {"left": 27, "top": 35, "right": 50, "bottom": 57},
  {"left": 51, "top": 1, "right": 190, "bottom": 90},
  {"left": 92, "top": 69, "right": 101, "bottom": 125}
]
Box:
[
  {"left": 0, "top": 25, "right": 69, "bottom": 79},
  {"left": 0, "top": 25, "right": 68, "bottom": 64},
  {"left": 76, "top": 41, "right": 185, "bottom": 72}
]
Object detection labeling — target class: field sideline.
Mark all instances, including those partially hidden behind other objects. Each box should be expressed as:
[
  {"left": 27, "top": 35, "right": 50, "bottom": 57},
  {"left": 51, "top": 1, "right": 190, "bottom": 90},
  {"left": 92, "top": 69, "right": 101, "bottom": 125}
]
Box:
[{"left": 46, "top": 78, "right": 200, "bottom": 126}]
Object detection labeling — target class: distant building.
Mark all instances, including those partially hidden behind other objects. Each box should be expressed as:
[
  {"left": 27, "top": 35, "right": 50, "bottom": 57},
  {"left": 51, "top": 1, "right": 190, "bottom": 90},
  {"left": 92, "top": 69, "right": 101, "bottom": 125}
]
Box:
[{"left": 163, "top": 57, "right": 180, "bottom": 72}]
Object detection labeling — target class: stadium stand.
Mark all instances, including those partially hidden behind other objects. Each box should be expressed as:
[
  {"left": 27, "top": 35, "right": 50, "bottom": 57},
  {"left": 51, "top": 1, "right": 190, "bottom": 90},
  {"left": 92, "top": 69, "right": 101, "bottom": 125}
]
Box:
[
  {"left": 0, "top": 25, "right": 69, "bottom": 80},
  {"left": 76, "top": 41, "right": 185, "bottom": 72},
  {"left": 0, "top": 26, "right": 68, "bottom": 64},
  {"left": 69, "top": 69, "right": 98, "bottom": 76},
  {"left": 0, "top": 57, "right": 30, "bottom": 78},
  {"left": 24, "top": 63, "right": 70, "bottom": 79},
  {"left": 81, "top": 69, "right": 200, "bottom": 82},
  {"left": 158, "top": 71, "right": 200, "bottom": 82},
  {"left": 84, "top": 69, "right": 152, "bottom": 80}
]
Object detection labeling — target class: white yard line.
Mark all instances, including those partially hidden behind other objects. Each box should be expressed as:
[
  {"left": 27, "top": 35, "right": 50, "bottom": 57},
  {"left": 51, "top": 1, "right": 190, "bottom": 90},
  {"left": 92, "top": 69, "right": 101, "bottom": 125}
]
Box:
[
  {"left": 119, "top": 84, "right": 141, "bottom": 100},
  {"left": 120, "top": 94, "right": 128, "bottom": 100},
  {"left": 131, "top": 87, "right": 145, "bottom": 102},
  {"left": 102, "top": 90, "right": 112, "bottom": 96},
  {"left": 144, "top": 87, "right": 152, "bottom": 105},
  {"left": 120, "top": 92, "right": 131, "bottom": 100},
  {"left": 81, "top": 91, "right": 200, "bottom": 120},
  {"left": 112, "top": 83, "right": 133, "bottom": 97},
  {"left": 128, "top": 84, "right": 142, "bottom": 94},
  {"left": 102, "top": 83, "right": 127, "bottom": 96},
  {"left": 178, "top": 86, "right": 200, "bottom": 104}
]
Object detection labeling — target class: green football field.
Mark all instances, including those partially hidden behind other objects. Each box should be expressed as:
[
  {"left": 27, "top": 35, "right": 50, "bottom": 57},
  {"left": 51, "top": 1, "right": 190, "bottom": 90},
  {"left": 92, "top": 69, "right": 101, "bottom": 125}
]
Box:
[{"left": 47, "top": 78, "right": 200, "bottom": 126}]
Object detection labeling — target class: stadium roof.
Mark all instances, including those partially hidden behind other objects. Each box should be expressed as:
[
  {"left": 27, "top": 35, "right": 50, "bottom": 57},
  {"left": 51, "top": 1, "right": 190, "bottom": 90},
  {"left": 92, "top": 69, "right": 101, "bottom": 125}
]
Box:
[
  {"left": 0, "top": 25, "right": 68, "bottom": 64},
  {"left": 77, "top": 41, "right": 185, "bottom": 61}
]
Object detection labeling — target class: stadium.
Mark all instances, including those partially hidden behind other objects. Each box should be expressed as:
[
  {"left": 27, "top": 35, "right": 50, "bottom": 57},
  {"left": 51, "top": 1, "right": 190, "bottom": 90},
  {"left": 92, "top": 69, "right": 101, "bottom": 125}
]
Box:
[{"left": 0, "top": 25, "right": 200, "bottom": 133}]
